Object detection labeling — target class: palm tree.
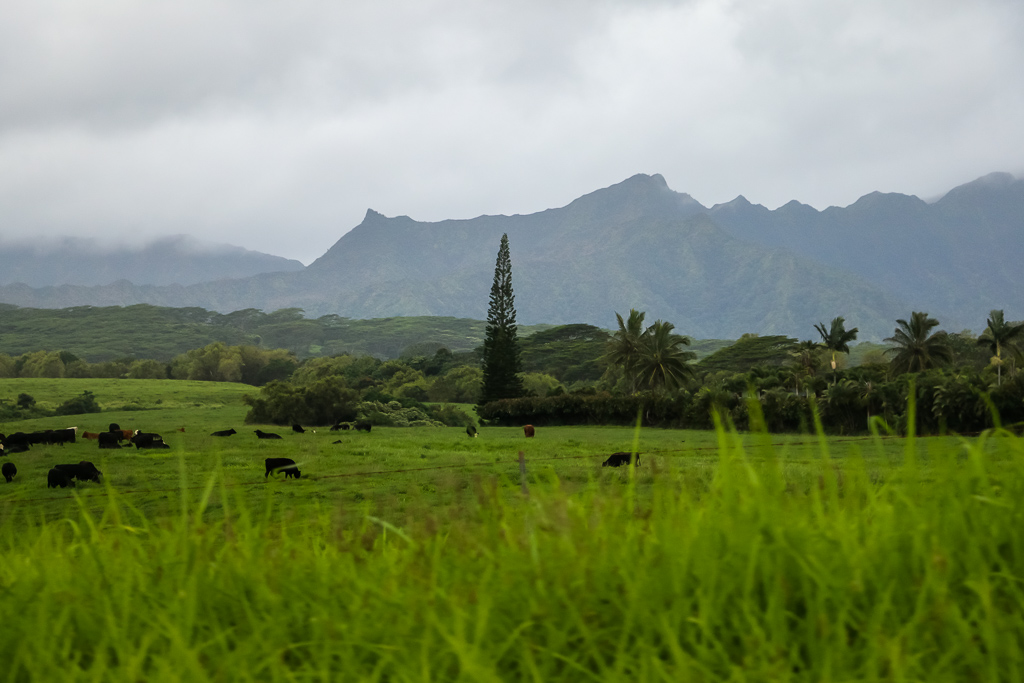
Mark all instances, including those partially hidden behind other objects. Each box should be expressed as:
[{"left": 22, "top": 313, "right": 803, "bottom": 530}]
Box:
[
  {"left": 813, "top": 316, "right": 859, "bottom": 383},
  {"left": 604, "top": 309, "right": 647, "bottom": 394},
  {"left": 977, "top": 309, "right": 1024, "bottom": 386},
  {"left": 788, "top": 340, "right": 821, "bottom": 395},
  {"left": 634, "top": 320, "right": 696, "bottom": 393},
  {"left": 884, "top": 312, "right": 953, "bottom": 375}
]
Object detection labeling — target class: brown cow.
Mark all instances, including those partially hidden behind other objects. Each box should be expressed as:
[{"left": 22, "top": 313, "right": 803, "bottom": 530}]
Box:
[
  {"left": 82, "top": 431, "right": 101, "bottom": 440},
  {"left": 524, "top": 425, "right": 535, "bottom": 438}
]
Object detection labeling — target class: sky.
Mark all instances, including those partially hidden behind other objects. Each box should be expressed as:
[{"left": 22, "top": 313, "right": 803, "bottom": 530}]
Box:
[{"left": 1, "top": 0, "right": 1022, "bottom": 264}]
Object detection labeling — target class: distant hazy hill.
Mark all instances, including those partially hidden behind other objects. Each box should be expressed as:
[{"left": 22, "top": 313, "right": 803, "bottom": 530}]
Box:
[
  {"left": 0, "top": 235, "right": 304, "bottom": 287},
  {"left": 0, "top": 172, "right": 1019, "bottom": 339},
  {"left": 704, "top": 172, "right": 1024, "bottom": 332}
]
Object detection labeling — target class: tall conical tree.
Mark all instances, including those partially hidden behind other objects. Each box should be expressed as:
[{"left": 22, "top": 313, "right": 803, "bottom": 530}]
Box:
[{"left": 480, "top": 234, "right": 524, "bottom": 404}]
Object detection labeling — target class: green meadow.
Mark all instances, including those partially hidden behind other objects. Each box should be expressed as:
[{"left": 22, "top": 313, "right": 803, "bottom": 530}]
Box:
[{"left": 1, "top": 378, "right": 1023, "bottom": 680}]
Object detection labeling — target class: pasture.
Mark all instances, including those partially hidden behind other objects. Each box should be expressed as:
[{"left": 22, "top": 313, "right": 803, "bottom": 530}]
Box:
[{"left": 1, "top": 378, "right": 1023, "bottom": 680}]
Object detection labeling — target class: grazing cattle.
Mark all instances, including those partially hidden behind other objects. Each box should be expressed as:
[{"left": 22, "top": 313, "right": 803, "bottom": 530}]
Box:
[
  {"left": 131, "top": 433, "right": 169, "bottom": 449},
  {"left": 211, "top": 428, "right": 237, "bottom": 437},
  {"left": 82, "top": 431, "right": 101, "bottom": 440},
  {"left": 355, "top": 421, "right": 372, "bottom": 433},
  {"left": 2, "top": 433, "right": 31, "bottom": 453},
  {"left": 523, "top": 425, "right": 535, "bottom": 438},
  {"left": 2, "top": 462, "right": 15, "bottom": 483},
  {"left": 120, "top": 429, "right": 135, "bottom": 442},
  {"left": 55, "top": 461, "right": 103, "bottom": 484},
  {"left": 265, "top": 457, "right": 301, "bottom": 479},
  {"left": 49, "top": 428, "right": 77, "bottom": 445},
  {"left": 47, "top": 468, "right": 75, "bottom": 489},
  {"left": 292, "top": 424, "right": 305, "bottom": 433},
  {"left": 98, "top": 432, "right": 122, "bottom": 449},
  {"left": 466, "top": 425, "right": 478, "bottom": 438},
  {"left": 602, "top": 451, "right": 640, "bottom": 468},
  {"left": 254, "top": 429, "right": 283, "bottom": 440}
]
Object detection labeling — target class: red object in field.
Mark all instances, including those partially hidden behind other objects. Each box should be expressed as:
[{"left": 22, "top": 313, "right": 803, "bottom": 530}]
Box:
[{"left": 524, "top": 424, "right": 535, "bottom": 438}]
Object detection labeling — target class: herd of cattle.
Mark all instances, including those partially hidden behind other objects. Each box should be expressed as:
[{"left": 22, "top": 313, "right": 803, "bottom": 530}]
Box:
[
  {"left": 0, "top": 420, "right": 641, "bottom": 488},
  {"left": 0, "top": 422, "right": 313, "bottom": 487}
]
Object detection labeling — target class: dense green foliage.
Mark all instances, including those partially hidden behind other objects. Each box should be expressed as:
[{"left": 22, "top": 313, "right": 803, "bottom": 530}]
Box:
[
  {"left": 697, "top": 334, "right": 798, "bottom": 372},
  {"left": 0, "top": 304, "right": 552, "bottom": 362},
  {"left": 480, "top": 234, "right": 524, "bottom": 403},
  {"left": 519, "top": 323, "right": 609, "bottom": 384}
]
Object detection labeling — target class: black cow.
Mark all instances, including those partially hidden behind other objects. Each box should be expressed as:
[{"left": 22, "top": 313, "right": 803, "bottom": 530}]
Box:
[
  {"left": 332, "top": 440, "right": 344, "bottom": 444},
  {"left": 2, "top": 462, "right": 15, "bottom": 483},
  {"left": 55, "top": 461, "right": 103, "bottom": 483},
  {"left": 211, "top": 428, "right": 237, "bottom": 437},
  {"left": 255, "top": 430, "right": 283, "bottom": 440},
  {"left": 602, "top": 451, "right": 640, "bottom": 468},
  {"left": 466, "top": 425, "right": 478, "bottom": 438},
  {"left": 2, "top": 433, "right": 31, "bottom": 453},
  {"left": 265, "top": 457, "right": 301, "bottom": 479},
  {"left": 131, "top": 433, "right": 170, "bottom": 449},
  {"left": 49, "top": 428, "right": 77, "bottom": 445},
  {"left": 2, "top": 442, "right": 29, "bottom": 455},
  {"left": 330, "top": 423, "right": 350, "bottom": 431},
  {"left": 98, "top": 432, "right": 122, "bottom": 449},
  {"left": 108, "top": 423, "right": 121, "bottom": 433},
  {"left": 292, "top": 424, "right": 305, "bottom": 433},
  {"left": 47, "top": 468, "right": 75, "bottom": 489},
  {"left": 355, "top": 421, "right": 372, "bottom": 433}
]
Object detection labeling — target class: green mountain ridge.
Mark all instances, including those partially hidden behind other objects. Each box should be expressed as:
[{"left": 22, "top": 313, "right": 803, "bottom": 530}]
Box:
[{"left": 0, "top": 172, "right": 1018, "bottom": 338}]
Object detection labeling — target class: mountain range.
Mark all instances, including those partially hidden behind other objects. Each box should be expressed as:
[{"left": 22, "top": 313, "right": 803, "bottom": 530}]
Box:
[
  {"left": 0, "top": 235, "right": 304, "bottom": 287},
  {"left": 0, "top": 172, "right": 1020, "bottom": 340}
]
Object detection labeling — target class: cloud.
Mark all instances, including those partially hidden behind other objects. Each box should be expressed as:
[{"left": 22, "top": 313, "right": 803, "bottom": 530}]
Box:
[{"left": 0, "top": 0, "right": 1021, "bottom": 264}]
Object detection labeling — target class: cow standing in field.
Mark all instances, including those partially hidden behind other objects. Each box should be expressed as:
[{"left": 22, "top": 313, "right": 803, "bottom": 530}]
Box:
[
  {"left": 602, "top": 452, "right": 640, "bottom": 468},
  {"left": 255, "top": 430, "right": 283, "bottom": 440},
  {"left": 2, "top": 462, "right": 15, "bottom": 482},
  {"left": 466, "top": 425, "right": 478, "bottom": 438},
  {"left": 355, "top": 421, "right": 372, "bottom": 433},
  {"left": 524, "top": 425, "right": 535, "bottom": 438},
  {"left": 292, "top": 424, "right": 305, "bottom": 433},
  {"left": 265, "top": 457, "right": 301, "bottom": 479},
  {"left": 47, "top": 468, "right": 75, "bottom": 488},
  {"left": 98, "top": 432, "right": 122, "bottom": 449},
  {"left": 55, "top": 461, "right": 103, "bottom": 483}
]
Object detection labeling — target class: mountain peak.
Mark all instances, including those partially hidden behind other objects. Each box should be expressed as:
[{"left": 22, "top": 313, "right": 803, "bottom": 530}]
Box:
[{"left": 936, "top": 172, "right": 1021, "bottom": 205}]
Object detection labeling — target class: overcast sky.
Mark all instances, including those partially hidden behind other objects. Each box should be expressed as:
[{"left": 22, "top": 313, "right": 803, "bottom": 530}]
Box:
[{"left": 1, "top": 0, "right": 1021, "bottom": 264}]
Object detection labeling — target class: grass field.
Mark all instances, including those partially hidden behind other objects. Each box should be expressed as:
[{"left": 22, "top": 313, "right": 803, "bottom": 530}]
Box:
[{"left": 1, "top": 378, "right": 1023, "bottom": 680}]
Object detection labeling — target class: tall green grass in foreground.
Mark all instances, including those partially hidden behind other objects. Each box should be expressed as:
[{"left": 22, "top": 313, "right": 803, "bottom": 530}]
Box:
[{"left": 2, "top": 418, "right": 1024, "bottom": 680}]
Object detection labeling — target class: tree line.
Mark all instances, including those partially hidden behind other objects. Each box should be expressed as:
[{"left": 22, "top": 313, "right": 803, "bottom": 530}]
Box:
[{"left": 479, "top": 307, "right": 1024, "bottom": 434}]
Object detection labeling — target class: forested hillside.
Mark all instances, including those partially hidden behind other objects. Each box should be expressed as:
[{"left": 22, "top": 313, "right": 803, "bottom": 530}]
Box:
[{"left": 0, "top": 304, "right": 554, "bottom": 362}]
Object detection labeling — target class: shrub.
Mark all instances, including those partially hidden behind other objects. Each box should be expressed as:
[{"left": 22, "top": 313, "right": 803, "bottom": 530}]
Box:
[{"left": 56, "top": 391, "right": 101, "bottom": 416}]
